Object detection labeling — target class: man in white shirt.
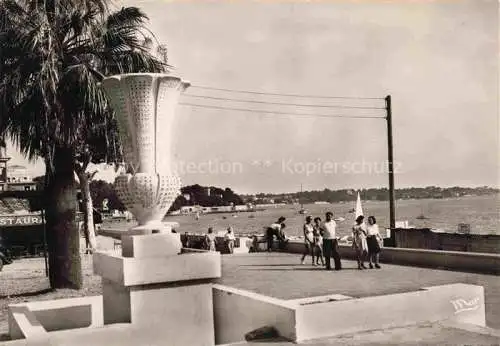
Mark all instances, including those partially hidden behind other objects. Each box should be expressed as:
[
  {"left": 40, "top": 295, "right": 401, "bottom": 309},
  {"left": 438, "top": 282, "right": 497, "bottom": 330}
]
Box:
[
  {"left": 321, "top": 212, "right": 342, "bottom": 270},
  {"left": 225, "top": 227, "right": 236, "bottom": 254}
]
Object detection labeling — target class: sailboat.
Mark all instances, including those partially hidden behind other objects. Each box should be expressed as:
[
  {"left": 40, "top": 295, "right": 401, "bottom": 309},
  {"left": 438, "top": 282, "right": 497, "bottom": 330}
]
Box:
[
  {"left": 339, "top": 191, "right": 363, "bottom": 242},
  {"left": 355, "top": 191, "right": 364, "bottom": 219},
  {"left": 416, "top": 206, "right": 430, "bottom": 220},
  {"left": 298, "top": 184, "right": 307, "bottom": 214}
]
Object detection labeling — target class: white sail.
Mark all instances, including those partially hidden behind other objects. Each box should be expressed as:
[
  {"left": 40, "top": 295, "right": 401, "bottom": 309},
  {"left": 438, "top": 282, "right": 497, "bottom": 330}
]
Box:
[{"left": 355, "top": 191, "right": 364, "bottom": 218}]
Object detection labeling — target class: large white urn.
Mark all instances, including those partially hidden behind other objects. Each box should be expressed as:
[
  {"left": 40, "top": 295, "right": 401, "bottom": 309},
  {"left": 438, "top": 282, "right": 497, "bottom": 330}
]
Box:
[{"left": 102, "top": 73, "right": 190, "bottom": 251}]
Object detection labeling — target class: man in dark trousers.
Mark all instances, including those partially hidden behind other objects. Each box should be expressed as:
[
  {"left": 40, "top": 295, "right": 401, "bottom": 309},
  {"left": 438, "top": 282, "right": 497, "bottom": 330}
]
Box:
[
  {"left": 266, "top": 216, "right": 286, "bottom": 251},
  {"left": 321, "top": 212, "right": 342, "bottom": 270}
]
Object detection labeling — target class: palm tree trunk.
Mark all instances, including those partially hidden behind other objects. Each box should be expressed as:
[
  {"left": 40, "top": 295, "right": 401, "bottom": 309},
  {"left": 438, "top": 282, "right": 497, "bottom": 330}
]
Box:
[
  {"left": 77, "top": 171, "right": 97, "bottom": 253},
  {"left": 45, "top": 147, "right": 82, "bottom": 289}
]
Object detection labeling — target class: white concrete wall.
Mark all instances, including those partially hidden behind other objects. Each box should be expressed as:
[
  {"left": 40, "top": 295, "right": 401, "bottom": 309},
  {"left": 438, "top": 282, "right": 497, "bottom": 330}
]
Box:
[
  {"left": 294, "top": 283, "right": 485, "bottom": 342},
  {"left": 379, "top": 247, "right": 500, "bottom": 274},
  {"left": 8, "top": 296, "right": 103, "bottom": 340},
  {"left": 8, "top": 305, "right": 48, "bottom": 340},
  {"left": 122, "top": 233, "right": 182, "bottom": 257},
  {"left": 129, "top": 283, "right": 215, "bottom": 346},
  {"left": 283, "top": 240, "right": 500, "bottom": 274},
  {"left": 213, "top": 284, "right": 296, "bottom": 344}
]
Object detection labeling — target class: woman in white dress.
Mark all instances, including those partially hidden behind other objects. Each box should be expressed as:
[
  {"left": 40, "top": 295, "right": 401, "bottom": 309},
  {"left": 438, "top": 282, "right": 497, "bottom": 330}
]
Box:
[
  {"left": 300, "top": 216, "right": 315, "bottom": 265},
  {"left": 205, "top": 227, "right": 217, "bottom": 251},
  {"left": 366, "top": 216, "right": 382, "bottom": 269},
  {"left": 312, "top": 217, "right": 324, "bottom": 266},
  {"left": 352, "top": 215, "right": 368, "bottom": 270}
]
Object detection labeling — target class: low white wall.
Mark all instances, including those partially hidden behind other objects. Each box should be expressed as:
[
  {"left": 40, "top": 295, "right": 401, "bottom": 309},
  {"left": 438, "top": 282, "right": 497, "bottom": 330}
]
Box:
[
  {"left": 213, "top": 284, "right": 296, "bottom": 344},
  {"left": 379, "top": 247, "right": 500, "bottom": 274},
  {"left": 284, "top": 241, "right": 500, "bottom": 274},
  {"left": 8, "top": 305, "right": 48, "bottom": 340},
  {"left": 8, "top": 296, "right": 103, "bottom": 340},
  {"left": 294, "top": 283, "right": 485, "bottom": 342}
]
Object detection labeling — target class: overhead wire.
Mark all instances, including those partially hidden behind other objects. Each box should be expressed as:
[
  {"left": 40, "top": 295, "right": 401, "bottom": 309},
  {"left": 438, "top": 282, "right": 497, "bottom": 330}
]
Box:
[
  {"left": 181, "top": 83, "right": 387, "bottom": 120},
  {"left": 179, "top": 102, "right": 386, "bottom": 120},
  {"left": 182, "top": 94, "right": 386, "bottom": 110},
  {"left": 189, "top": 85, "right": 385, "bottom": 101}
]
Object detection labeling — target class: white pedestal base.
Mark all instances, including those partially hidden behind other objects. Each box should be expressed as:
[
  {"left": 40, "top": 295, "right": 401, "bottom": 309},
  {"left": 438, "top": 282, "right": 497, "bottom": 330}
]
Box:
[{"left": 94, "top": 234, "right": 221, "bottom": 346}]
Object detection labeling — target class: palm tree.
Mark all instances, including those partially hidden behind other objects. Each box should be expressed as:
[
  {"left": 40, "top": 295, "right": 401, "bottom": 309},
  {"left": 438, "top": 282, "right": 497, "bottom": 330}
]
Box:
[
  {"left": 74, "top": 115, "right": 122, "bottom": 254},
  {"left": 0, "top": 0, "right": 166, "bottom": 288}
]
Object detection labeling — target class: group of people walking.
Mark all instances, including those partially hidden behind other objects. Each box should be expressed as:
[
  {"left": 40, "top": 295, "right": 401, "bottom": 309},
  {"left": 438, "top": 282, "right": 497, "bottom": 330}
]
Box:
[
  {"left": 300, "top": 212, "right": 382, "bottom": 270},
  {"left": 201, "top": 212, "right": 383, "bottom": 266},
  {"left": 351, "top": 215, "right": 383, "bottom": 269},
  {"left": 300, "top": 212, "right": 342, "bottom": 270}
]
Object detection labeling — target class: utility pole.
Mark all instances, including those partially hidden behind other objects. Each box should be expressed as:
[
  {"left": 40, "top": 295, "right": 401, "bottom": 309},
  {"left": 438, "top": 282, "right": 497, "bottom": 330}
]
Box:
[{"left": 385, "top": 95, "right": 396, "bottom": 229}]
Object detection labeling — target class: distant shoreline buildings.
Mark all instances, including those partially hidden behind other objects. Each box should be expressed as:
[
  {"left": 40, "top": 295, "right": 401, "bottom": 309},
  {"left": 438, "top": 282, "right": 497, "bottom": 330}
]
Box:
[{"left": 241, "top": 187, "right": 498, "bottom": 205}]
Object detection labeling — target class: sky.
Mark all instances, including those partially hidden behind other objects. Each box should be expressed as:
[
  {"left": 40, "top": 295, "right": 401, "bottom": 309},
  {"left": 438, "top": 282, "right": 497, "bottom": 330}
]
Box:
[{"left": 7, "top": 0, "right": 499, "bottom": 194}]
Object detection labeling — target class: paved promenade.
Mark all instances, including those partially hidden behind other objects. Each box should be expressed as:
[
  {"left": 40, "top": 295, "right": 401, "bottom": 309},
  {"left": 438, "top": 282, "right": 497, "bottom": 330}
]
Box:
[
  {"left": 1, "top": 240, "right": 498, "bottom": 345},
  {"left": 216, "top": 253, "right": 500, "bottom": 329},
  {"left": 221, "top": 322, "right": 500, "bottom": 345}
]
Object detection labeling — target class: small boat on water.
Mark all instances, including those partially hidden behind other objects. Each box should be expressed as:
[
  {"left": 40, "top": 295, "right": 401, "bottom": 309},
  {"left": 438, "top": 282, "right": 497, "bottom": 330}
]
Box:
[
  {"left": 416, "top": 213, "right": 430, "bottom": 220},
  {"left": 416, "top": 206, "right": 430, "bottom": 220}
]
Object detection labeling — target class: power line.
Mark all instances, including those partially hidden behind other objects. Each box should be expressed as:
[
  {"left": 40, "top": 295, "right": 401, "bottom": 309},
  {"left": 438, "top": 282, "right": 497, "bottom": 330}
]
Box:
[
  {"left": 179, "top": 102, "right": 386, "bottom": 119},
  {"left": 183, "top": 94, "right": 385, "bottom": 110},
  {"left": 190, "top": 85, "right": 385, "bottom": 100}
]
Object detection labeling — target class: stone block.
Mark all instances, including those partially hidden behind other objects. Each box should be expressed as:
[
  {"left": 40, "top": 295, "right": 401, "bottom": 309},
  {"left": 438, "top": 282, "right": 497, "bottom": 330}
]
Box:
[
  {"left": 93, "top": 252, "right": 124, "bottom": 283},
  {"left": 121, "top": 233, "right": 181, "bottom": 258},
  {"left": 128, "top": 283, "right": 215, "bottom": 345},
  {"left": 94, "top": 251, "right": 221, "bottom": 286},
  {"left": 102, "top": 279, "right": 131, "bottom": 325}
]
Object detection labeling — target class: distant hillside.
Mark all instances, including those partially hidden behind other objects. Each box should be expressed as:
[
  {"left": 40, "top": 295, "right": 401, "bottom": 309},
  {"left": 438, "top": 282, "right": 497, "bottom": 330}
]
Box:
[
  {"left": 87, "top": 181, "right": 245, "bottom": 212},
  {"left": 169, "top": 184, "right": 244, "bottom": 211},
  {"left": 242, "top": 186, "right": 499, "bottom": 205}
]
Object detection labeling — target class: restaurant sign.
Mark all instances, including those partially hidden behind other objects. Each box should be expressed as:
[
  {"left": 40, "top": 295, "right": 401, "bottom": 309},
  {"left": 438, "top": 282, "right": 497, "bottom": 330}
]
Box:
[
  {"left": 0, "top": 215, "right": 43, "bottom": 226},
  {"left": 0, "top": 213, "right": 83, "bottom": 227}
]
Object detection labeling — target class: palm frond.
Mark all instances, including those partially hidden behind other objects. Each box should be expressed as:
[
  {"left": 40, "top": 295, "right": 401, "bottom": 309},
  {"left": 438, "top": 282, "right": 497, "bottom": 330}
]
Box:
[
  {"left": 106, "top": 7, "right": 148, "bottom": 29},
  {"left": 1, "top": 0, "right": 169, "bottom": 169}
]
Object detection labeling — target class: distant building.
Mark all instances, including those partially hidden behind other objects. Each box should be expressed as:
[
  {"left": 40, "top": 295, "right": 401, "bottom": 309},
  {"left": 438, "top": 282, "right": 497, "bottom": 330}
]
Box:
[
  {"left": 0, "top": 140, "right": 10, "bottom": 192},
  {"left": 0, "top": 142, "right": 37, "bottom": 192},
  {"left": 6, "top": 165, "right": 37, "bottom": 191}
]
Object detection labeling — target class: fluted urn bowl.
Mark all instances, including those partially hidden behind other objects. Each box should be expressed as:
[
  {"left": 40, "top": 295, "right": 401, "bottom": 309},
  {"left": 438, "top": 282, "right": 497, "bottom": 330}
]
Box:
[{"left": 102, "top": 73, "right": 190, "bottom": 251}]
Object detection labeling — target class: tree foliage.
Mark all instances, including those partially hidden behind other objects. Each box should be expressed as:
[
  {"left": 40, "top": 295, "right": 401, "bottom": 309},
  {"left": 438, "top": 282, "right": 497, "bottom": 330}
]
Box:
[
  {"left": 0, "top": 0, "right": 166, "bottom": 288},
  {"left": 0, "top": 0, "right": 166, "bottom": 172},
  {"left": 169, "top": 184, "right": 244, "bottom": 211},
  {"left": 89, "top": 179, "right": 125, "bottom": 212}
]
